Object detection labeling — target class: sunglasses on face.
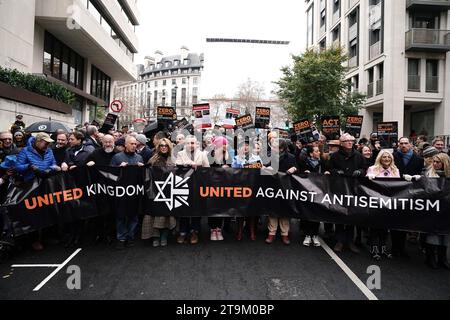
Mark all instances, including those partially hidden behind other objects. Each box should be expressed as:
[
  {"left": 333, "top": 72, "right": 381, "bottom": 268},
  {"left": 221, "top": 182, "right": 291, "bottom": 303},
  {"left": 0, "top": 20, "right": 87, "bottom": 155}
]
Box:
[
  {"left": 159, "top": 144, "right": 168, "bottom": 148},
  {"left": 433, "top": 160, "right": 442, "bottom": 164}
]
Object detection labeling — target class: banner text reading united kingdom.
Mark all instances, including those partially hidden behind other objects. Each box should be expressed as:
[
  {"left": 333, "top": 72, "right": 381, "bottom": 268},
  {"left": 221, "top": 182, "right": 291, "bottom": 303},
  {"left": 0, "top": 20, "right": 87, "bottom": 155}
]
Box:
[{"left": 2, "top": 166, "right": 450, "bottom": 235}]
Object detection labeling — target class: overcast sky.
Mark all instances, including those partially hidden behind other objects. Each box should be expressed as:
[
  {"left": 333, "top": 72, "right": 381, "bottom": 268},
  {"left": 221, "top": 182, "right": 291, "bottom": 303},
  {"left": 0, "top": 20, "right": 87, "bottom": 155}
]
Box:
[{"left": 136, "top": 0, "right": 307, "bottom": 98}]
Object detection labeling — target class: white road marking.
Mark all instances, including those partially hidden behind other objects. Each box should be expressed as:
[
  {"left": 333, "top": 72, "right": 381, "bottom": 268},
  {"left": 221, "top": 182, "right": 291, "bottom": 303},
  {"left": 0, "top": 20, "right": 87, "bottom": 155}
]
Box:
[
  {"left": 319, "top": 238, "right": 379, "bottom": 301},
  {"left": 32, "top": 248, "right": 82, "bottom": 292},
  {"left": 10, "top": 249, "right": 82, "bottom": 292},
  {"left": 11, "top": 264, "right": 60, "bottom": 268}
]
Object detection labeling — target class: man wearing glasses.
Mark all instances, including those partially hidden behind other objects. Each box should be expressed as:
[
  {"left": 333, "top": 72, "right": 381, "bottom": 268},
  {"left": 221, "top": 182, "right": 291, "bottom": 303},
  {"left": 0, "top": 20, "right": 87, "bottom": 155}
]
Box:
[{"left": 0, "top": 132, "right": 19, "bottom": 163}]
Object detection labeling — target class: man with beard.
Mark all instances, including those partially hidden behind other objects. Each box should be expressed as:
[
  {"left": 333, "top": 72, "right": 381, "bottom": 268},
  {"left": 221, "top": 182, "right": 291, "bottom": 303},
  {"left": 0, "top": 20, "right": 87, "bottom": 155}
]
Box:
[{"left": 86, "top": 135, "right": 116, "bottom": 167}]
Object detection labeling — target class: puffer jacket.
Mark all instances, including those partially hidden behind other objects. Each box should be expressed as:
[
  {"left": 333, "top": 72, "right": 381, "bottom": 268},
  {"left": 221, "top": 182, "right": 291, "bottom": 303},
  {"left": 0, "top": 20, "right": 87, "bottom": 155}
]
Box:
[{"left": 15, "top": 137, "right": 57, "bottom": 181}]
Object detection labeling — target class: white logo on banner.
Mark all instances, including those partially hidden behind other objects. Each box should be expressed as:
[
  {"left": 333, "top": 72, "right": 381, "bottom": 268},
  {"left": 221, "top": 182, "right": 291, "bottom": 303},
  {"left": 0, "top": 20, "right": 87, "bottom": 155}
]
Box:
[
  {"left": 38, "top": 125, "right": 47, "bottom": 131},
  {"left": 154, "top": 173, "right": 190, "bottom": 211}
]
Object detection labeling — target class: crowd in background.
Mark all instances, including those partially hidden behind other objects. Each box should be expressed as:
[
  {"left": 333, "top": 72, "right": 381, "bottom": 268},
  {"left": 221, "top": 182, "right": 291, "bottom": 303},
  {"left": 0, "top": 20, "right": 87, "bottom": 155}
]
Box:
[{"left": 0, "top": 114, "right": 449, "bottom": 270}]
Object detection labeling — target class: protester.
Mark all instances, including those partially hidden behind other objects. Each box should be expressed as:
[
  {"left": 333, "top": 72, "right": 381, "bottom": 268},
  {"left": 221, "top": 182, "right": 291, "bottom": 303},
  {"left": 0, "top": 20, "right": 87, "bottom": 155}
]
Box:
[
  {"left": 113, "top": 131, "right": 122, "bottom": 142},
  {"left": 366, "top": 150, "right": 400, "bottom": 260},
  {"left": 422, "top": 146, "right": 440, "bottom": 173},
  {"left": 232, "top": 139, "right": 262, "bottom": 241},
  {"left": 136, "top": 134, "right": 152, "bottom": 164},
  {"left": 52, "top": 133, "right": 69, "bottom": 166},
  {"left": 298, "top": 145, "right": 326, "bottom": 247},
  {"left": 111, "top": 136, "right": 144, "bottom": 250},
  {"left": 86, "top": 135, "right": 116, "bottom": 167},
  {"left": 208, "top": 136, "right": 231, "bottom": 242},
  {"left": 115, "top": 137, "right": 126, "bottom": 153},
  {"left": 61, "top": 131, "right": 93, "bottom": 171},
  {"left": 432, "top": 137, "right": 445, "bottom": 154},
  {"left": 0, "top": 132, "right": 18, "bottom": 162},
  {"left": 265, "top": 139, "right": 296, "bottom": 245},
  {"left": 13, "top": 131, "right": 27, "bottom": 149},
  {"left": 329, "top": 133, "right": 366, "bottom": 254},
  {"left": 142, "top": 138, "right": 176, "bottom": 247},
  {"left": 15, "top": 132, "right": 61, "bottom": 251},
  {"left": 84, "top": 125, "right": 101, "bottom": 151},
  {"left": 393, "top": 137, "right": 424, "bottom": 258},
  {"left": 15, "top": 133, "right": 60, "bottom": 182},
  {"left": 422, "top": 153, "right": 450, "bottom": 269},
  {"left": 175, "top": 135, "right": 210, "bottom": 245}
]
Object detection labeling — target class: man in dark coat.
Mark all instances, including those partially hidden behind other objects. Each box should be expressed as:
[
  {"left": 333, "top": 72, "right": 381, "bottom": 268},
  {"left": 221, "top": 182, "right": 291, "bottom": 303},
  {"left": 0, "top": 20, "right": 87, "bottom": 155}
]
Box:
[
  {"left": 393, "top": 137, "right": 424, "bottom": 258},
  {"left": 86, "top": 135, "right": 116, "bottom": 167},
  {"left": 329, "top": 133, "right": 366, "bottom": 254}
]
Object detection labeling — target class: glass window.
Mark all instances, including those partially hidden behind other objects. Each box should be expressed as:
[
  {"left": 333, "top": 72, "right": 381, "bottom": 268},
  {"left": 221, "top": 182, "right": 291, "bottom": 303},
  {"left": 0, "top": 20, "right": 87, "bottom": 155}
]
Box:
[{"left": 52, "top": 41, "right": 61, "bottom": 78}]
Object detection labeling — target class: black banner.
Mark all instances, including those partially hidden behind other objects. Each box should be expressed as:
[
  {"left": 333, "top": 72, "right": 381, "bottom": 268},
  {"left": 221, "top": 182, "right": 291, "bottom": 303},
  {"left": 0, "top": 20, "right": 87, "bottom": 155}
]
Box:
[{"left": 3, "top": 167, "right": 450, "bottom": 235}]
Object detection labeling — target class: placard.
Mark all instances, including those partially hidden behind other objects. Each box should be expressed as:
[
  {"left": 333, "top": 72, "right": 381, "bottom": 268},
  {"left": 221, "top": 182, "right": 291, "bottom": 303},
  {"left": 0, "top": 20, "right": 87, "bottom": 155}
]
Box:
[
  {"left": 99, "top": 113, "right": 118, "bottom": 134},
  {"left": 235, "top": 114, "right": 254, "bottom": 130},
  {"left": 377, "top": 121, "right": 398, "bottom": 149},
  {"left": 223, "top": 108, "right": 240, "bottom": 129},
  {"left": 255, "top": 107, "right": 271, "bottom": 129},
  {"left": 293, "top": 119, "right": 316, "bottom": 143},
  {"left": 345, "top": 115, "right": 364, "bottom": 139},
  {"left": 321, "top": 116, "right": 341, "bottom": 140},
  {"left": 193, "top": 103, "right": 212, "bottom": 129}
]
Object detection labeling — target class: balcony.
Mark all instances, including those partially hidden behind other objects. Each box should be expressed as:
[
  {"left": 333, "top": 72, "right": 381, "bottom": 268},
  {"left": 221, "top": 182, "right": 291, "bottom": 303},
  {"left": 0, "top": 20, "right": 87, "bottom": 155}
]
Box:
[
  {"left": 349, "top": 23, "right": 358, "bottom": 41},
  {"left": 367, "top": 83, "right": 374, "bottom": 98},
  {"left": 408, "top": 75, "right": 421, "bottom": 91},
  {"left": 370, "top": 41, "right": 382, "bottom": 59},
  {"left": 406, "top": 0, "right": 450, "bottom": 12},
  {"left": 35, "top": 0, "right": 137, "bottom": 81},
  {"left": 426, "top": 76, "right": 439, "bottom": 92},
  {"left": 376, "top": 79, "right": 383, "bottom": 95},
  {"left": 405, "top": 29, "right": 450, "bottom": 52}
]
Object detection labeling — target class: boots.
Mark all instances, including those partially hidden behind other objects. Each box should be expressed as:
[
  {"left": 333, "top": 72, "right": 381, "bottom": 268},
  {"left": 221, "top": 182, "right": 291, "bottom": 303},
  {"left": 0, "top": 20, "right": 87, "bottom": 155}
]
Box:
[
  {"left": 437, "top": 246, "right": 450, "bottom": 270},
  {"left": 425, "top": 244, "right": 439, "bottom": 269}
]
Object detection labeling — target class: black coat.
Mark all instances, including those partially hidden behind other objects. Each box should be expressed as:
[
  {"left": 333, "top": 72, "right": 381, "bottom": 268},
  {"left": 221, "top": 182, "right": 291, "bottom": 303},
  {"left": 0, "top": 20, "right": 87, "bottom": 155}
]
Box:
[
  {"left": 298, "top": 157, "right": 326, "bottom": 174},
  {"left": 52, "top": 146, "right": 68, "bottom": 166},
  {"left": 394, "top": 151, "right": 424, "bottom": 176},
  {"left": 278, "top": 152, "right": 297, "bottom": 173},
  {"left": 329, "top": 148, "right": 366, "bottom": 176},
  {"left": 64, "top": 146, "right": 93, "bottom": 167},
  {"left": 137, "top": 146, "right": 153, "bottom": 164},
  {"left": 86, "top": 149, "right": 117, "bottom": 167}
]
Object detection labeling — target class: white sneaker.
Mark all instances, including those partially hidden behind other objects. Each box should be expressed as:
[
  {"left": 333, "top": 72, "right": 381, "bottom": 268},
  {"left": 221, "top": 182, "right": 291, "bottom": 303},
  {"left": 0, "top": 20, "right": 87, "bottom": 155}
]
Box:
[
  {"left": 216, "top": 228, "right": 224, "bottom": 241},
  {"left": 312, "top": 236, "right": 321, "bottom": 247},
  {"left": 210, "top": 229, "right": 218, "bottom": 241},
  {"left": 303, "top": 236, "right": 312, "bottom": 247}
]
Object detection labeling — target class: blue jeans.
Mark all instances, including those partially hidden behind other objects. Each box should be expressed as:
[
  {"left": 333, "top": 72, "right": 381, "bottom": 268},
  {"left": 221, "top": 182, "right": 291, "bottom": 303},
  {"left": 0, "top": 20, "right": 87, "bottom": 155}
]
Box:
[{"left": 116, "top": 210, "right": 138, "bottom": 242}]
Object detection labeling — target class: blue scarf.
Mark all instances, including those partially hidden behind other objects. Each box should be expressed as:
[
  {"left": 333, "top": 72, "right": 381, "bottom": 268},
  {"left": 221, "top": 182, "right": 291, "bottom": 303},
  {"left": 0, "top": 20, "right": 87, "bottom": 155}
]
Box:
[
  {"left": 398, "top": 149, "right": 414, "bottom": 166},
  {"left": 307, "top": 157, "right": 320, "bottom": 169}
]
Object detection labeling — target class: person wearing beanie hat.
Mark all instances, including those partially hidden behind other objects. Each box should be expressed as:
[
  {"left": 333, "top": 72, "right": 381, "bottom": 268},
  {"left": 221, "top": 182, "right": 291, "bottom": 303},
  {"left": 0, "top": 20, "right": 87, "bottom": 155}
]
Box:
[
  {"left": 135, "top": 134, "right": 152, "bottom": 164},
  {"left": 422, "top": 146, "right": 440, "bottom": 170},
  {"left": 13, "top": 130, "right": 27, "bottom": 149}
]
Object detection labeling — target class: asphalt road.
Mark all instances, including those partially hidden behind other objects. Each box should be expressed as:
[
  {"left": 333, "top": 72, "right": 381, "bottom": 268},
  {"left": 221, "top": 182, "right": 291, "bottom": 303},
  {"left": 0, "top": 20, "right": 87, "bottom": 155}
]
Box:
[{"left": 1, "top": 220, "right": 449, "bottom": 300}]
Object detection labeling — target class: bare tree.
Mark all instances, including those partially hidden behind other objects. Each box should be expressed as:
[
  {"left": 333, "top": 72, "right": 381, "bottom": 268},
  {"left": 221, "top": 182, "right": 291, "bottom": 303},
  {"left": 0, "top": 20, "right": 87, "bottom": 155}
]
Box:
[{"left": 235, "top": 78, "right": 266, "bottom": 115}]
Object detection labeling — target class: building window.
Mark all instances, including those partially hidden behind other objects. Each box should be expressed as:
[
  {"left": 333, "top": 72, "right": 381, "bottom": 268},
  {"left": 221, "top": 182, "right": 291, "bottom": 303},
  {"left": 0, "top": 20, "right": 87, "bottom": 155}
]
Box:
[
  {"left": 183, "top": 59, "right": 189, "bottom": 66},
  {"left": 193, "top": 77, "right": 198, "bottom": 85},
  {"left": 171, "top": 87, "right": 177, "bottom": 107},
  {"left": 163, "top": 80, "right": 167, "bottom": 86},
  {"left": 181, "top": 88, "right": 187, "bottom": 106},
  {"left": 408, "top": 59, "right": 420, "bottom": 92},
  {"left": 319, "top": 38, "right": 326, "bottom": 51},
  {"left": 172, "top": 79, "right": 177, "bottom": 85},
  {"left": 182, "top": 78, "right": 187, "bottom": 85},
  {"left": 91, "top": 65, "right": 111, "bottom": 103},
  {"left": 307, "top": 5, "right": 314, "bottom": 47},
  {"left": 426, "top": 60, "right": 438, "bottom": 93},
  {"left": 192, "top": 87, "right": 198, "bottom": 105},
  {"left": 155, "top": 81, "right": 158, "bottom": 87},
  {"left": 43, "top": 31, "right": 84, "bottom": 89},
  {"left": 154, "top": 90, "right": 158, "bottom": 107}
]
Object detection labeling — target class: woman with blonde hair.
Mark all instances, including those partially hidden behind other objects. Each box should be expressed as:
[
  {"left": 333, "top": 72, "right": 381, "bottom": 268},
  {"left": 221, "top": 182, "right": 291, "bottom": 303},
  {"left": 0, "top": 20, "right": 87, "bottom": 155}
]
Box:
[
  {"left": 366, "top": 150, "right": 400, "bottom": 260},
  {"left": 423, "top": 153, "right": 450, "bottom": 269},
  {"left": 142, "top": 138, "right": 176, "bottom": 247}
]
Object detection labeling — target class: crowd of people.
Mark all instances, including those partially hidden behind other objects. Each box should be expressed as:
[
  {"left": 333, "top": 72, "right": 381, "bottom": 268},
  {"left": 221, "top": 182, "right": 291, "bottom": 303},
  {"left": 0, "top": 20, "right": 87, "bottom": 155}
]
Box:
[{"left": 0, "top": 114, "right": 449, "bottom": 270}]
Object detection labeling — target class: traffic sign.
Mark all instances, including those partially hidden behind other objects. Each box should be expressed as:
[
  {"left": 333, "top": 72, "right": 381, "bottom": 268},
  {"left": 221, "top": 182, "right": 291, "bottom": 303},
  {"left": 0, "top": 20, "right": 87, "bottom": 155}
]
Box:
[{"left": 110, "top": 100, "right": 124, "bottom": 113}]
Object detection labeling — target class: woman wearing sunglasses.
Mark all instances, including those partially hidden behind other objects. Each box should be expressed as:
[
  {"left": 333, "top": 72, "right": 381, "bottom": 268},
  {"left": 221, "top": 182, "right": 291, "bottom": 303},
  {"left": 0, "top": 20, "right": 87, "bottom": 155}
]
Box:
[{"left": 142, "top": 138, "right": 176, "bottom": 247}]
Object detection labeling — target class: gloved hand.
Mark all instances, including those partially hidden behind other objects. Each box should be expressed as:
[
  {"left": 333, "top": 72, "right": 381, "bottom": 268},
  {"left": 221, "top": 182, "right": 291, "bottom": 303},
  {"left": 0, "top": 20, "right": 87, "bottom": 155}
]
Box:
[
  {"left": 413, "top": 175, "right": 422, "bottom": 181},
  {"left": 336, "top": 170, "right": 345, "bottom": 176},
  {"left": 367, "top": 174, "right": 376, "bottom": 180},
  {"left": 404, "top": 174, "right": 414, "bottom": 182},
  {"left": 352, "top": 170, "right": 363, "bottom": 177}
]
